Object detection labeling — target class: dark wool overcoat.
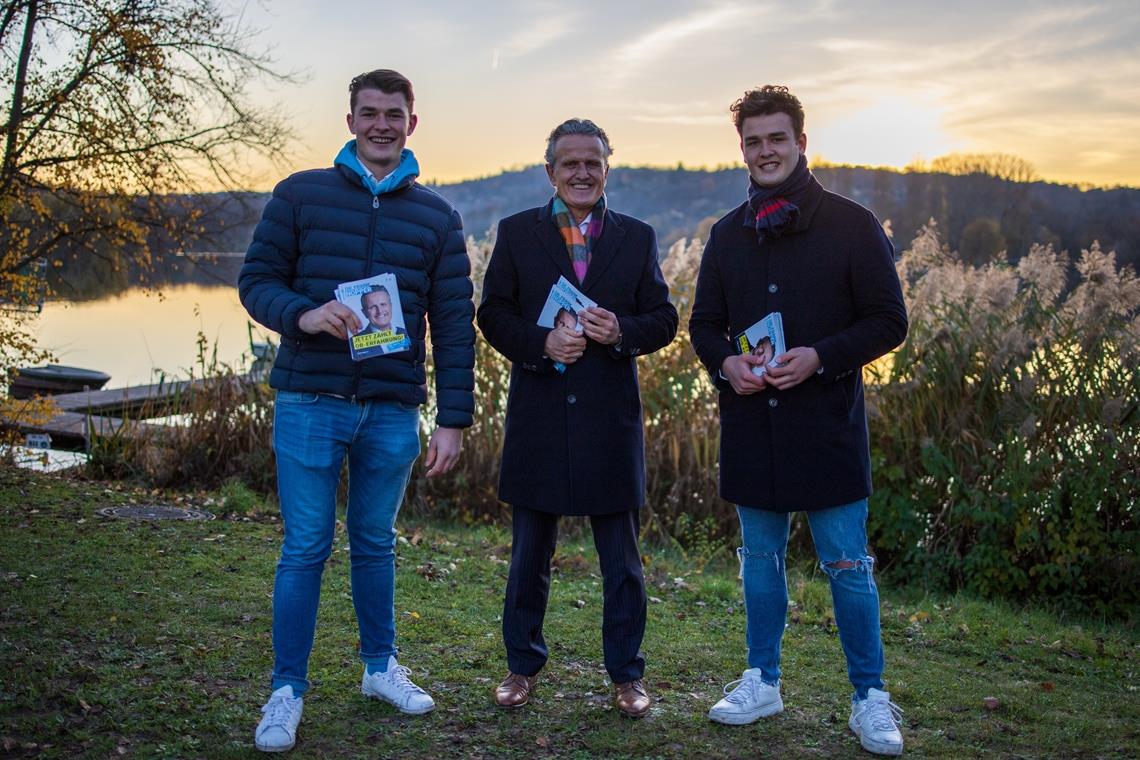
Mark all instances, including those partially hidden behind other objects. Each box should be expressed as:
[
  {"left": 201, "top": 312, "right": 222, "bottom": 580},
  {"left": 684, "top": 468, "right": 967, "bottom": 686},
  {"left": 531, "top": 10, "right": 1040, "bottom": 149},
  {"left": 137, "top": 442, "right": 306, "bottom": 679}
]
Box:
[
  {"left": 477, "top": 202, "right": 678, "bottom": 516},
  {"left": 689, "top": 179, "right": 908, "bottom": 512},
  {"left": 239, "top": 165, "right": 476, "bottom": 428}
]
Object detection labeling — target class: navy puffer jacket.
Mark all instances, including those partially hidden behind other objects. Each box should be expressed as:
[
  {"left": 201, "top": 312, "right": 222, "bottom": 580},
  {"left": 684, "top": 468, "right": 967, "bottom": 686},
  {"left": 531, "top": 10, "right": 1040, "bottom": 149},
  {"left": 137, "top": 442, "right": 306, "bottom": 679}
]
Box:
[{"left": 239, "top": 164, "right": 475, "bottom": 428}]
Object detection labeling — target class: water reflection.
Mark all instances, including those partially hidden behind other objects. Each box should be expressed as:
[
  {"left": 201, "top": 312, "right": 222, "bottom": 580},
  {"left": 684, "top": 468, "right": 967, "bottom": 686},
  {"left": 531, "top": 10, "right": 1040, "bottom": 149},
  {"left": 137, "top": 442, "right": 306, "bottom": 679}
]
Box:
[{"left": 35, "top": 285, "right": 277, "bottom": 389}]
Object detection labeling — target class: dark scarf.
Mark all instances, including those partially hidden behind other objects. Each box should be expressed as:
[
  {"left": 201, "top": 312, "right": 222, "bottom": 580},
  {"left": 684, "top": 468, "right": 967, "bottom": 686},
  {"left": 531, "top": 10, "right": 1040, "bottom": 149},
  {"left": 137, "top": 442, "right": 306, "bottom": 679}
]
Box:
[{"left": 745, "top": 153, "right": 813, "bottom": 243}]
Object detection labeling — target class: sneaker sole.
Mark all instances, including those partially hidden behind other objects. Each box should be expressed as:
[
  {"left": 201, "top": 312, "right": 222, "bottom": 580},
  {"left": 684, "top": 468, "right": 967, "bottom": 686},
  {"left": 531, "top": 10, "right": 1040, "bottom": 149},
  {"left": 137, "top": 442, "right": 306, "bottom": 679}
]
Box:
[
  {"left": 362, "top": 688, "right": 436, "bottom": 715},
  {"left": 254, "top": 737, "right": 296, "bottom": 753},
  {"left": 849, "top": 718, "right": 904, "bottom": 756},
  {"left": 708, "top": 698, "right": 784, "bottom": 725}
]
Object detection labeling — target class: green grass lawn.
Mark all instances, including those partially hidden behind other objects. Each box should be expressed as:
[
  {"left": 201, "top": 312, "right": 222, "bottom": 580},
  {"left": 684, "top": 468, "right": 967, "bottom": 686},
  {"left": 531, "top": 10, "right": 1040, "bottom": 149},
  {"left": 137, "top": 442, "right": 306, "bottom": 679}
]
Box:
[{"left": 0, "top": 464, "right": 1136, "bottom": 758}]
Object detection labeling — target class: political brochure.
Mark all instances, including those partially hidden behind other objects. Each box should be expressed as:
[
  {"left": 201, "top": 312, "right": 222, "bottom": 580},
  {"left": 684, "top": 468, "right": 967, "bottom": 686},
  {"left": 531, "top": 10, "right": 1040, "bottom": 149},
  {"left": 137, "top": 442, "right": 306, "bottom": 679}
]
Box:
[
  {"left": 734, "top": 311, "right": 786, "bottom": 377},
  {"left": 538, "top": 275, "right": 596, "bottom": 373},
  {"left": 335, "top": 272, "right": 411, "bottom": 361}
]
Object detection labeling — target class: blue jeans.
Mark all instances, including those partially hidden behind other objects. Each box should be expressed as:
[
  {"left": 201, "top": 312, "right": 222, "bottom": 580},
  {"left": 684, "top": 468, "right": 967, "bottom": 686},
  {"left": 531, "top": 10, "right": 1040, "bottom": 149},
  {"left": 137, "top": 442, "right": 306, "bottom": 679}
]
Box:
[
  {"left": 736, "top": 499, "right": 885, "bottom": 700},
  {"left": 269, "top": 391, "right": 421, "bottom": 695}
]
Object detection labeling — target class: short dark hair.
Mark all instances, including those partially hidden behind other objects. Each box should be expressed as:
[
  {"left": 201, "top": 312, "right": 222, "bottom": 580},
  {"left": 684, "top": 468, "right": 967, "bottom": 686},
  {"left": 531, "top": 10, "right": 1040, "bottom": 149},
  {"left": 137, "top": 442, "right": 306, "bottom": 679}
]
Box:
[
  {"left": 361, "top": 285, "right": 391, "bottom": 305},
  {"left": 349, "top": 69, "right": 414, "bottom": 113},
  {"left": 730, "top": 85, "right": 804, "bottom": 137},
  {"left": 544, "top": 118, "right": 613, "bottom": 165}
]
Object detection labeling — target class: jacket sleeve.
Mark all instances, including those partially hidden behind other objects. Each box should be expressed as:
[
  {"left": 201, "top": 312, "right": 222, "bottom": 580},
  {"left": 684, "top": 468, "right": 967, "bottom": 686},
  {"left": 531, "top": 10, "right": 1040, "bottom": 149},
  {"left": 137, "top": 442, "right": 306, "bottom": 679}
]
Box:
[
  {"left": 612, "top": 226, "right": 678, "bottom": 357},
  {"left": 476, "top": 220, "right": 557, "bottom": 372},
  {"left": 238, "top": 178, "right": 319, "bottom": 339},
  {"left": 427, "top": 208, "right": 476, "bottom": 429},
  {"left": 688, "top": 226, "right": 735, "bottom": 389},
  {"left": 811, "top": 216, "right": 909, "bottom": 381}
]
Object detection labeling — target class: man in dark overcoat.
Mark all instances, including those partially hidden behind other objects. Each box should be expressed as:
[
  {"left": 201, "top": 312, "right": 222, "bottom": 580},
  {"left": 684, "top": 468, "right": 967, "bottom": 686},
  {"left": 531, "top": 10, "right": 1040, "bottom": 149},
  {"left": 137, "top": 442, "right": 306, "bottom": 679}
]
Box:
[
  {"left": 689, "top": 86, "right": 909, "bottom": 756},
  {"left": 477, "top": 118, "right": 678, "bottom": 718}
]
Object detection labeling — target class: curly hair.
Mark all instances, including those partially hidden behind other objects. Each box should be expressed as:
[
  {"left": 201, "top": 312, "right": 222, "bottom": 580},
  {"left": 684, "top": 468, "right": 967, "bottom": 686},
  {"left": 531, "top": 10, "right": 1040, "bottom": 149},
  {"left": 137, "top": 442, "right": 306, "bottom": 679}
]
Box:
[{"left": 730, "top": 85, "right": 804, "bottom": 137}]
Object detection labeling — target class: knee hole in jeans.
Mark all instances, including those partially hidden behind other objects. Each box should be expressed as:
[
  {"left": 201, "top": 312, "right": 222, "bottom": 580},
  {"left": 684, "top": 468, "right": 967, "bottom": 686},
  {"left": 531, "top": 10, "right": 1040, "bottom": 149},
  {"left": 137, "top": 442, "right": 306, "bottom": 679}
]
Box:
[
  {"left": 737, "top": 546, "right": 782, "bottom": 579},
  {"left": 819, "top": 555, "right": 875, "bottom": 579}
]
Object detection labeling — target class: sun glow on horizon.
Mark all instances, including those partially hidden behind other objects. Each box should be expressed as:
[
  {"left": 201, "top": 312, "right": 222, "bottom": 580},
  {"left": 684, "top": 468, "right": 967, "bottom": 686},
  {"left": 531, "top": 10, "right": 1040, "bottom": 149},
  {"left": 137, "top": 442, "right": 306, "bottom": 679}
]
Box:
[{"left": 809, "top": 96, "right": 961, "bottom": 173}]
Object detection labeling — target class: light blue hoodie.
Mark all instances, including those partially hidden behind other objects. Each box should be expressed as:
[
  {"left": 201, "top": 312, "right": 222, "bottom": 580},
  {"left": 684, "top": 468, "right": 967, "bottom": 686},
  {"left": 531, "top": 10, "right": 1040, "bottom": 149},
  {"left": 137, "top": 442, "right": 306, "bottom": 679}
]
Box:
[{"left": 334, "top": 140, "right": 420, "bottom": 196}]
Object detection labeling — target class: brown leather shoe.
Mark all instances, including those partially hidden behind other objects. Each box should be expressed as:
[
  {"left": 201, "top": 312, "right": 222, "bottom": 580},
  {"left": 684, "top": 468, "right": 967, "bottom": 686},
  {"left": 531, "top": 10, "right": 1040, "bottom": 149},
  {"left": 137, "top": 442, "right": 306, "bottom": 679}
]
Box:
[
  {"left": 613, "top": 678, "right": 651, "bottom": 718},
  {"left": 494, "top": 672, "right": 539, "bottom": 708}
]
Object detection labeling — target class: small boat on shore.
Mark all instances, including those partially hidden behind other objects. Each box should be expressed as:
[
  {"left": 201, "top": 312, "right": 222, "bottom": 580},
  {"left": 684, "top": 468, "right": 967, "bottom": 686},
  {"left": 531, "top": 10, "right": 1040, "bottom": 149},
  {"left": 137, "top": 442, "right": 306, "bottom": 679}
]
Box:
[{"left": 9, "top": 365, "right": 112, "bottom": 399}]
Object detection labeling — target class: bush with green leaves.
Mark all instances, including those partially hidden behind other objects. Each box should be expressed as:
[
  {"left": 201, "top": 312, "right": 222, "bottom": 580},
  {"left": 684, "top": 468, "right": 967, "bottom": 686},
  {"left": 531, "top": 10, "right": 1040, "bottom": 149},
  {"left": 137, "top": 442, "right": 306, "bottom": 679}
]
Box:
[{"left": 867, "top": 223, "right": 1139, "bottom": 616}]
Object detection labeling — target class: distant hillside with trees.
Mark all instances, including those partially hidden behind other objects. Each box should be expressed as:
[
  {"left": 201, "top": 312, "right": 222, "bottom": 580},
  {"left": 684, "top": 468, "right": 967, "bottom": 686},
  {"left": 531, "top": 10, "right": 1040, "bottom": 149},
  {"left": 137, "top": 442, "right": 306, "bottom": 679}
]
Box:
[
  {"left": 50, "top": 163, "right": 1140, "bottom": 298},
  {"left": 433, "top": 163, "right": 1140, "bottom": 274}
]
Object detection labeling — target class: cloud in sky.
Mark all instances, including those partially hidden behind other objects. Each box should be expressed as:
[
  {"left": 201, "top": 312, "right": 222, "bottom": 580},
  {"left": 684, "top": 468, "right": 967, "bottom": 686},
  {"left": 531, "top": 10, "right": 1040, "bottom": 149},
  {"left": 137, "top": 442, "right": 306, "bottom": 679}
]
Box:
[{"left": 239, "top": 0, "right": 1140, "bottom": 187}]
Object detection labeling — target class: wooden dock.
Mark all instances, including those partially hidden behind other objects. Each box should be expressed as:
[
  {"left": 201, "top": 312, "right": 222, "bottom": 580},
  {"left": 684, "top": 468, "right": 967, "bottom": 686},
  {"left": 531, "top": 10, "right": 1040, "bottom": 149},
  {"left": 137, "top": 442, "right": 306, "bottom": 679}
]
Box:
[{"left": 3, "top": 379, "right": 202, "bottom": 450}]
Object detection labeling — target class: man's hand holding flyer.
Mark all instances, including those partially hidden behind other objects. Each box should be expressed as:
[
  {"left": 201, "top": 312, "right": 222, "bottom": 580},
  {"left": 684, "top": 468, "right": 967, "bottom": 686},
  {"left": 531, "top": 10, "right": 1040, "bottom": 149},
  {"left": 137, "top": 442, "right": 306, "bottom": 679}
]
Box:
[
  {"left": 335, "top": 272, "right": 412, "bottom": 361},
  {"left": 734, "top": 312, "right": 786, "bottom": 377}
]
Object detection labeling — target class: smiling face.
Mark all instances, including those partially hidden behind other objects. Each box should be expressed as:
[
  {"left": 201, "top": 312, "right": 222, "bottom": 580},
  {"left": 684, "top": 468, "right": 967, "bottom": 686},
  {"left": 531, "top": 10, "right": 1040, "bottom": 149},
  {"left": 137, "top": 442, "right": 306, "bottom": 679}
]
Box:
[
  {"left": 740, "top": 112, "right": 807, "bottom": 188},
  {"left": 555, "top": 307, "right": 578, "bottom": 331},
  {"left": 347, "top": 88, "right": 417, "bottom": 178},
  {"left": 546, "top": 134, "right": 609, "bottom": 222},
  {"left": 361, "top": 288, "right": 393, "bottom": 331},
  {"left": 751, "top": 336, "right": 774, "bottom": 364}
]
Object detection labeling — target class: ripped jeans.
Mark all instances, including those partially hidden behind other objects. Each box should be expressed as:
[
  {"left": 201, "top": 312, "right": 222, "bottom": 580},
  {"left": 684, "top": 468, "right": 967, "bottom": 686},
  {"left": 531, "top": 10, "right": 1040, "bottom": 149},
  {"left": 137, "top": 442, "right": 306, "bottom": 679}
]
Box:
[{"left": 736, "top": 499, "right": 885, "bottom": 700}]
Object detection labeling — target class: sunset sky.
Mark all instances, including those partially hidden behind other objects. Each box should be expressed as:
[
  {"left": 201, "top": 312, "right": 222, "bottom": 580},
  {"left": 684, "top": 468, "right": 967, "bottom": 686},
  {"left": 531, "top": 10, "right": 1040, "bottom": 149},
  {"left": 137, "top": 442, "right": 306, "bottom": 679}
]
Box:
[{"left": 237, "top": 0, "right": 1139, "bottom": 188}]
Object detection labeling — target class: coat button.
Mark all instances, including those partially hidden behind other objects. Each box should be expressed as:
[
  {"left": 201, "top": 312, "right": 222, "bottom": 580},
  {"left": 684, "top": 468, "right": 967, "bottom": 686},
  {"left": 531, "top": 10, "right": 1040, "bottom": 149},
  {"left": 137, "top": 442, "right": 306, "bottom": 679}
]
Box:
[
  {"left": 768, "top": 398, "right": 778, "bottom": 408},
  {"left": 567, "top": 394, "right": 577, "bottom": 404},
  {"left": 768, "top": 283, "right": 778, "bottom": 293}
]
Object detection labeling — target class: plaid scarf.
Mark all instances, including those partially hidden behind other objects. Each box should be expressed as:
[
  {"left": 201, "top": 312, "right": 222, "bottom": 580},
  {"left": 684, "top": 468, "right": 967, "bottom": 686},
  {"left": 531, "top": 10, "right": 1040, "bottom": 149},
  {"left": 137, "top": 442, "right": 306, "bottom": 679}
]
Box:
[
  {"left": 745, "top": 153, "right": 813, "bottom": 243},
  {"left": 552, "top": 195, "right": 606, "bottom": 283}
]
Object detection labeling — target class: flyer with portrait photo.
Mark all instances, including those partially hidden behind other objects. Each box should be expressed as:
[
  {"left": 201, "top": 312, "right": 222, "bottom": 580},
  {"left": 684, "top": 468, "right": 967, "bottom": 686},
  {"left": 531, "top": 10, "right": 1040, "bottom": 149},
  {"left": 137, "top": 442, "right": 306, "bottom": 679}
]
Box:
[
  {"left": 538, "top": 276, "right": 596, "bottom": 373},
  {"left": 335, "top": 272, "right": 411, "bottom": 361},
  {"left": 734, "top": 311, "right": 786, "bottom": 377},
  {"left": 538, "top": 275, "right": 596, "bottom": 331}
]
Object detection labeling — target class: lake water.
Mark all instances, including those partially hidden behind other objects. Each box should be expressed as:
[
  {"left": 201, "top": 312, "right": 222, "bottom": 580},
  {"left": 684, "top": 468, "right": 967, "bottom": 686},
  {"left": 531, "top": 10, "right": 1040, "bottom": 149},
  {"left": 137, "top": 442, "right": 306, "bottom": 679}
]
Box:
[{"left": 34, "top": 285, "right": 278, "bottom": 389}]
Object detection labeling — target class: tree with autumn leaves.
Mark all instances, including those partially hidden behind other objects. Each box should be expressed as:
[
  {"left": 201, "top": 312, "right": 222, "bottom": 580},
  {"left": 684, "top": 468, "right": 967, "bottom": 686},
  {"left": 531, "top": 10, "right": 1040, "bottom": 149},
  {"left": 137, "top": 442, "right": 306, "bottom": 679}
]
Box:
[{"left": 0, "top": 0, "right": 294, "bottom": 377}]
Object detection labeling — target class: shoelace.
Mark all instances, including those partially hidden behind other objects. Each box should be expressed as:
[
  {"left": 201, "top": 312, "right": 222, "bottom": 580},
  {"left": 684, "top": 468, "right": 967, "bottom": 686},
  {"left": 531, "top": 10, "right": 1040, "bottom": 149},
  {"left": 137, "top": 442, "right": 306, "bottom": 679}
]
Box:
[
  {"left": 721, "top": 677, "right": 761, "bottom": 704},
  {"left": 262, "top": 695, "right": 298, "bottom": 723},
  {"left": 387, "top": 665, "right": 427, "bottom": 694},
  {"left": 863, "top": 698, "right": 903, "bottom": 731}
]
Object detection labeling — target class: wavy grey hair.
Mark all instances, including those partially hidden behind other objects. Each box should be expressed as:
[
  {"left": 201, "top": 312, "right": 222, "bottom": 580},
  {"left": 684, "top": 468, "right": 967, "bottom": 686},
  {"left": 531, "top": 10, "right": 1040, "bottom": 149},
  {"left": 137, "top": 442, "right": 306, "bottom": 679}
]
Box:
[{"left": 544, "top": 118, "right": 613, "bottom": 165}]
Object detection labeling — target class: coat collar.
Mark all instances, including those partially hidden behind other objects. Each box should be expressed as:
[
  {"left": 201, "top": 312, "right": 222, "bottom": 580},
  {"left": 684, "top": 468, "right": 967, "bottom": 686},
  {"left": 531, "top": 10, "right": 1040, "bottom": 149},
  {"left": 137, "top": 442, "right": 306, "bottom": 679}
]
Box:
[{"left": 531, "top": 200, "right": 626, "bottom": 293}]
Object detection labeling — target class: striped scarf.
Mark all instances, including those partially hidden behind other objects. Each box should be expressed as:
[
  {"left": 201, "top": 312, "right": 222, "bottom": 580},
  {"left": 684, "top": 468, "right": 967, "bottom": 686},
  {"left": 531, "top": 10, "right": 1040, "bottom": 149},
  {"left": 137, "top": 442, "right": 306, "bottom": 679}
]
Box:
[
  {"left": 552, "top": 195, "right": 606, "bottom": 283},
  {"left": 746, "top": 153, "right": 812, "bottom": 243}
]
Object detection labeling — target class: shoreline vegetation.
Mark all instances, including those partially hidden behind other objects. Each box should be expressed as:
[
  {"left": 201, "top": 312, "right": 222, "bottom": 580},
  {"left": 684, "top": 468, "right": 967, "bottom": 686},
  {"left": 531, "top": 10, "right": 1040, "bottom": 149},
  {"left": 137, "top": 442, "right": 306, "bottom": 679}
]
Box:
[
  {"left": 60, "top": 222, "right": 1138, "bottom": 619},
  {"left": 0, "top": 467, "right": 1136, "bottom": 758}
]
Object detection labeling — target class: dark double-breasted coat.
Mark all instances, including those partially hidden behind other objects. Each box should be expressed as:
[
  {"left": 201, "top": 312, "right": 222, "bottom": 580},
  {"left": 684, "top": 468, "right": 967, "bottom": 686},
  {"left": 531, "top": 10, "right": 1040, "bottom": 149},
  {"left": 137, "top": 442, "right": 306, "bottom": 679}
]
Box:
[
  {"left": 689, "top": 179, "right": 908, "bottom": 512},
  {"left": 477, "top": 202, "right": 678, "bottom": 516}
]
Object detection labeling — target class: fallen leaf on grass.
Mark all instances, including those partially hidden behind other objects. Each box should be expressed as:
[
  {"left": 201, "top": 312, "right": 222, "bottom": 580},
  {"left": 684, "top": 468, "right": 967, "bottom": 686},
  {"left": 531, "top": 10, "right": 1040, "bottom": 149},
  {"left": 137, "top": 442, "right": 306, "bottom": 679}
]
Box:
[
  {"left": 908, "top": 611, "right": 930, "bottom": 624},
  {"left": 648, "top": 596, "right": 663, "bottom": 604},
  {"left": 1040, "top": 682, "right": 1055, "bottom": 692},
  {"left": 574, "top": 599, "right": 586, "bottom": 608},
  {"left": 982, "top": 696, "right": 1000, "bottom": 710},
  {"left": 536, "top": 736, "right": 550, "bottom": 748}
]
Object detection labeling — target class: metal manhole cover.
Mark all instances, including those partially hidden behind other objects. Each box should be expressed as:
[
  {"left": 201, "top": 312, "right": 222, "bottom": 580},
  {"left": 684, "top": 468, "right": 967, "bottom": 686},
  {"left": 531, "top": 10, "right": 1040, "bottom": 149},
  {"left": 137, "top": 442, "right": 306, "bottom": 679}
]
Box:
[{"left": 98, "top": 505, "right": 214, "bottom": 521}]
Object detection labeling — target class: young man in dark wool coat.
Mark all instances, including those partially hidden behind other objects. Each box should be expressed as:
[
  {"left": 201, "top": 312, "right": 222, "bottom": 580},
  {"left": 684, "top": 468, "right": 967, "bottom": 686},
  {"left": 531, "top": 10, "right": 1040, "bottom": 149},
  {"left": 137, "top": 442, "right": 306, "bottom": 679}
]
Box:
[
  {"left": 689, "top": 85, "right": 909, "bottom": 756},
  {"left": 477, "top": 118, "right": 678, "bottom": 719}
]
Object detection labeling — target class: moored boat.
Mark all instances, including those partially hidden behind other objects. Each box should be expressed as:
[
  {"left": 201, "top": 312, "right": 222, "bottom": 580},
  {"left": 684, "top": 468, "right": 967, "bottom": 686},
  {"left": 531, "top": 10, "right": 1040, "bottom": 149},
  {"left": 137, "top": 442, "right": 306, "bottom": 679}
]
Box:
[{"left": 9, "top": 365, "right": 112, "bottom": 399}]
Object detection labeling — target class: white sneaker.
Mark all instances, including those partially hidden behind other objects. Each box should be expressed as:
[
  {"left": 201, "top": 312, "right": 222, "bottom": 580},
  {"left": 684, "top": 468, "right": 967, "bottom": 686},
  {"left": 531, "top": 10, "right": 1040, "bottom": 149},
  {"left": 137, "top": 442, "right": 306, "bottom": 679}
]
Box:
[
  {"left": 254, "top": 684, "right": 303, "bottom": 753},
  {"left": 361, "top": 655, "right": 436, "bottom": 715},
  {"left": 707, "top": 668, "right": 783, "bottom": 725},
  {"left": 849, "top": 688, "right": 904, "bottom": 756}
]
